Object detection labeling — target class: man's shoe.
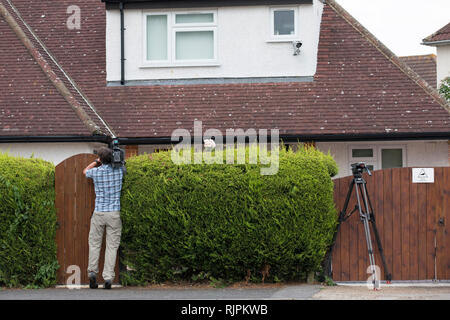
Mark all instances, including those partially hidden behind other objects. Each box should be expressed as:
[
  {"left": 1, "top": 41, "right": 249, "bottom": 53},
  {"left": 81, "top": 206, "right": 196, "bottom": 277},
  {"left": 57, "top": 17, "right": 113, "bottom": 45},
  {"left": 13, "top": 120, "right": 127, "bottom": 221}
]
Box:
[
  {"left": 104, "top": 280, "right": 112, "bottom": 290},
  {"left": 89, "top": 273, "right": 98, "bottom": 289}
]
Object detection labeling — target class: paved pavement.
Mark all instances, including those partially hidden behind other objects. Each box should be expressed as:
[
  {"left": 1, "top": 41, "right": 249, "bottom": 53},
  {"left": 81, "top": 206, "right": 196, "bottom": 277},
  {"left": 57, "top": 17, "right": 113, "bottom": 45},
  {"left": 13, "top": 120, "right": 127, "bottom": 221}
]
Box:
[
  {"left": 0, "top": 284, "right": 321, "bottom": 300},
  {"left": 1, "top": 283, "right": 450, "bottom": 300}
]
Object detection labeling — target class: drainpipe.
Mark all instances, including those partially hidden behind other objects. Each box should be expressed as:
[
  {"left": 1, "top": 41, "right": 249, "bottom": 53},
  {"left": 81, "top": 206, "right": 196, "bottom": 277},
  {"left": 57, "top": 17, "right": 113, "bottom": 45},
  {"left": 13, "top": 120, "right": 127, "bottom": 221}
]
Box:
[{"left": 120, "top": 1, "right": 125, "bottom": 85}]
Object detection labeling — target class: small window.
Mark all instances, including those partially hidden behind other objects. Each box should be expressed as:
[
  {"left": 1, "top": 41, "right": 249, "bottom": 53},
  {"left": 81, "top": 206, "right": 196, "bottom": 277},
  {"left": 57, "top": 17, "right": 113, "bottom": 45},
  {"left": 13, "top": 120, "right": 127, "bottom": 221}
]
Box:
[
  {"left": 175, "top": 13, "right": 214, "bottom": 24},
  {"left": 381, "top": 148, "right": 403, "bottom": 169},
  {"left": 274, "top": 10, "right": 295, "bottom": 35},
  {"left": 349, "top": 146, "right": 377, "bottom": 173},
  {"left": 270, "top": 7, "right": 298, "bottom": 40},
  {"left": 352, "top": 149, "right": 373, "bottom": 158}
]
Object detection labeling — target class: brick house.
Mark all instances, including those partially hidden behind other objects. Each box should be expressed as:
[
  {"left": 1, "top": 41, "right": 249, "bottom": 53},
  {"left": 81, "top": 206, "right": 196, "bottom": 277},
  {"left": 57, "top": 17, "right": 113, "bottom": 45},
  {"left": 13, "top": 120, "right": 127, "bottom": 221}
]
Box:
[{"left": 1, "top": 0, "right": 450, "bottom": 178}]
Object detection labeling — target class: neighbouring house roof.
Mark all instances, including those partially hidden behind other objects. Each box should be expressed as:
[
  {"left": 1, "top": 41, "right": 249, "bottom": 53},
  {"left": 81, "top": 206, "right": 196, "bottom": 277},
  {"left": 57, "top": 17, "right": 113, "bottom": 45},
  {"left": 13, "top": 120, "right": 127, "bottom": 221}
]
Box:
[
  {"left": 399, "top": 54, "right": 437, "bottom": 89},
  {"left": 423, "top": 22, "right": 450, "bottom": 45},
  {"left": 1, "top": 0, "right": 450, "bottom": 142}
]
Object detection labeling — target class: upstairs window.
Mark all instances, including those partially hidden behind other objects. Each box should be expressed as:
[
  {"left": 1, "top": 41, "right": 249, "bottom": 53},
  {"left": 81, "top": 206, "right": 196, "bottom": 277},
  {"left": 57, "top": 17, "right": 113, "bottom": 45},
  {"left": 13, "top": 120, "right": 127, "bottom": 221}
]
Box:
[
  {"left": 145, "top": 11, "right": 217, "bottom": 66},
  {"left": 270, "top": 7, "right": 298, "bottom": 40}
]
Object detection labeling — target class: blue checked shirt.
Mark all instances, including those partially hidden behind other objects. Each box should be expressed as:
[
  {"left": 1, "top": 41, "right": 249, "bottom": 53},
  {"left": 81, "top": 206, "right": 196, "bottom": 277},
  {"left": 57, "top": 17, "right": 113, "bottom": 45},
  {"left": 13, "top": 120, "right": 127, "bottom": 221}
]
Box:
[{"left": 85, "top": 164, "right": 124, "bottom": 212}]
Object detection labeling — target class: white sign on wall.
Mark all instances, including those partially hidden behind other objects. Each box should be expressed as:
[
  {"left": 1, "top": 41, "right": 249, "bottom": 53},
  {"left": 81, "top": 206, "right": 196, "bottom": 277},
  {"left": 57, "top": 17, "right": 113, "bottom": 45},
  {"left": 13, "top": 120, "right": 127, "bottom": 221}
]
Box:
[{"left": 412, "top": 168, "right": 434, "bottom": 183}]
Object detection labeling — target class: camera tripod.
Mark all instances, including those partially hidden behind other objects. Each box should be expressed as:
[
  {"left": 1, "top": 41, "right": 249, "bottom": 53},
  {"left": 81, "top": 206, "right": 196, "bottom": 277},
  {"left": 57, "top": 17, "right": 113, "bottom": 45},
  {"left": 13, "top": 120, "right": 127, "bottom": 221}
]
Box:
[{"left": 324, "top": 163, "right": 392, "bottom": 289}]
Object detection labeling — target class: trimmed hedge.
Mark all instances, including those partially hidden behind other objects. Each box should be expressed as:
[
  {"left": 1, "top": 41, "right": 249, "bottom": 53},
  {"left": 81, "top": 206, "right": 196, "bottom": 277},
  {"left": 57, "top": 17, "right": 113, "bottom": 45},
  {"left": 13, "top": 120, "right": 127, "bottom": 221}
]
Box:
[
  {"left": 0, "top": 153, "right": 58, "bottom": 288},
  {"left": 120, "top": 145, "right": 338, "bottom": 285}
]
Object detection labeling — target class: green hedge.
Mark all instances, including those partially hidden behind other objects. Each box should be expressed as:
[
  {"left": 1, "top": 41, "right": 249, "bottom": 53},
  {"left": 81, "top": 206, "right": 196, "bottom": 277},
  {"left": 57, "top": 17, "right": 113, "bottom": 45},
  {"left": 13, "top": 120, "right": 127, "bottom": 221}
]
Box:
[
  {"left": 120, "top": 145, "right": 338, "bottom": 285},
  {"left": 0, "top": 153, "right": 58, "bottom": 288}
]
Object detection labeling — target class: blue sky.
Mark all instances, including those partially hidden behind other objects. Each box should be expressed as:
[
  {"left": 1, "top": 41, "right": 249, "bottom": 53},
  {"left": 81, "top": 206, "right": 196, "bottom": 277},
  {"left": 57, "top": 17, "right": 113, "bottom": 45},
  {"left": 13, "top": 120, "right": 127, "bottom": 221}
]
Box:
[{"left": 336, "top": 0, "right": 450, "bottom": 56}]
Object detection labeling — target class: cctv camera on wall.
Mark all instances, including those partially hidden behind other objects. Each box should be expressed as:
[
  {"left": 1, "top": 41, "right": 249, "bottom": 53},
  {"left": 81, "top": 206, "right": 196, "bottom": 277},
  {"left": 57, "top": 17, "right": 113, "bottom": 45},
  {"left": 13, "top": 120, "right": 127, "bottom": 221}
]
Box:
[{"left": 292, "top": 41, "right": 302, "bottom": 55}]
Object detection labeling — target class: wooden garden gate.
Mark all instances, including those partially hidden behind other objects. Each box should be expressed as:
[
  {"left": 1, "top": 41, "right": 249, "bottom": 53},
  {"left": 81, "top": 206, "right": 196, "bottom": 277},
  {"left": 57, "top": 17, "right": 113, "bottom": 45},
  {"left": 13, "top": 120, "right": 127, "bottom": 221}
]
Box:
[
  {"left": 332, "top": 167, "right": 450, "bottom": 281},
  {"left": 55, "top": 154, "right": 119, "bottom": 285}
]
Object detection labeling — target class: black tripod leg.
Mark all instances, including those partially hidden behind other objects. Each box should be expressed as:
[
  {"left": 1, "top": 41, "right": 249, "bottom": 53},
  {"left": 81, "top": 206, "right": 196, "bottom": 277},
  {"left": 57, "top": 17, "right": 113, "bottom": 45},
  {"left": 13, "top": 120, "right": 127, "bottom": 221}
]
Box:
[
  {"left": 369, "top": 216, "right": 392, "bottom": 282},
  {"left": 323, "top": 179, "right": 355, "bottom": 278},
  {"left": 357, "top": 182, "right": 379, "bottom": 289},
  {"left": 365, "top": 186, "right": 392, "bottom": 282}
]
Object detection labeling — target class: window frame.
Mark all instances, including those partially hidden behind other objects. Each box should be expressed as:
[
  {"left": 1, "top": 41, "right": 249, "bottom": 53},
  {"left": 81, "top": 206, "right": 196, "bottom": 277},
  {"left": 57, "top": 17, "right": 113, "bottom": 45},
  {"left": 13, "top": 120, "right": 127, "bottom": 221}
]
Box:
[
  {"left": 142, "top": 10, "right": 218, "bottom": 68},
  {"left": 349, "top": 145, "right": 378, "bottom": 172},
  {"left": 348, "top": 145, "right": 407, "bottom": 173},
  {"left": 143, "top": 12, "right": 171, "bottom": 64},
  {"left": 268, "top": 6, "right": 299, "bottom": 42},
  {"left": 378, "top": 145, "right": 406, "bottom": 170}
]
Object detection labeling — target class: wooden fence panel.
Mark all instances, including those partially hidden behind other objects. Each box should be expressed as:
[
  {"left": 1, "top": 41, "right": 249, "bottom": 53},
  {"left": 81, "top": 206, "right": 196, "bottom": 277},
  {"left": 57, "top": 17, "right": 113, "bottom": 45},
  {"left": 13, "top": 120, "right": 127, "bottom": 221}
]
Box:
[{"left": 332, "top": 167, "right": 449, "bottom": 281}]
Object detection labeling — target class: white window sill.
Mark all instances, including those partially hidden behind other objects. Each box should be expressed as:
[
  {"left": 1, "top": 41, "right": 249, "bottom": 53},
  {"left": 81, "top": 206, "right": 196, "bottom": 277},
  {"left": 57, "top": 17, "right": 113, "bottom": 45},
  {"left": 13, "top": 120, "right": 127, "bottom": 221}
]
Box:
[
  {"left": 266, "top": 38, "right": 300, "bottom": 43},
  {"left": 140, "top": 61, "right": 220, "bottom": 68}
]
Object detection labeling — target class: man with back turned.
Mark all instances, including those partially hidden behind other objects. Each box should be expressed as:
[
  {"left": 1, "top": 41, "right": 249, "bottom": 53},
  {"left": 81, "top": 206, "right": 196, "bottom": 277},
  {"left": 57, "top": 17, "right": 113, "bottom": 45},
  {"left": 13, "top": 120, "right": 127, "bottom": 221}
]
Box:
[{"left": 83, "top": 147, "right": 124, "bottom": 289}]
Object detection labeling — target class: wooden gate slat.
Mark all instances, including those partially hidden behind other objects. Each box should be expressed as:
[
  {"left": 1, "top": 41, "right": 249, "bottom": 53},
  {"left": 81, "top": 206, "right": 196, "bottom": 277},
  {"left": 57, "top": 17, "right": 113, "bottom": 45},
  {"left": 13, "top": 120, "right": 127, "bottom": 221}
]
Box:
[
  {"left": 426, "top": 174, "right": 438, "bottom": 280},
  {"left": 400, "top": 168, "right": 410, "bottom": 280},
  {"left": 340, "top": 176, "right": 351, "bottom": 281},
  {"left": 374, "top": 169, "right": 385, "bottom": 280},
  {"left": 418, "top": 181, "right": 429, "bottom": 279},
  {"left": 383, "top": 169, "right": 394, "bottom": 279},
  {"left": 409, "top": 172, "right": 419, "bottom": 280},
  {"left": 55, "top": 162, "right": 66, "bottom": 284},
  {"left": 332, "top": 179, "right": 342, "bottom": 281},
  {"left": 64, "top": 156, "right": 76, "bottom": 283},
  {"left": 435, "top": 167, "right": 446, "bottom": 280},
  {"left": 392, "top": 168, "right": 402, "bottom": 280},
  {"left": 445, "top": 169, "right": 450, "bottom": 280},
  {"left": 442, "top": 168, "right": 450, "bottom": 280}
]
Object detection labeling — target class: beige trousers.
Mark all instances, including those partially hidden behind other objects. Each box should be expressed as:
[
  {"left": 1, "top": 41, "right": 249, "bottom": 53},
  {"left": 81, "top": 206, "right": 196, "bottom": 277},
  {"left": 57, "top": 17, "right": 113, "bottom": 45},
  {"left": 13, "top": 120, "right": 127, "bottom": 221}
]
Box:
[{"left": 88, "top": 211, "right": 122, "bottom": 281}]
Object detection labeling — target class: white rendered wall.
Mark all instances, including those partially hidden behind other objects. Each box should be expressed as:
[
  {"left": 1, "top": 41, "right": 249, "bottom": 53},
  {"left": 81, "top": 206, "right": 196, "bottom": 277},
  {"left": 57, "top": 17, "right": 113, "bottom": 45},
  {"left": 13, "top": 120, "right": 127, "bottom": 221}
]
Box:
[
  {"left": 436, "top": 45, "right": 450, "bottom": 86},
  {"left": 316, "top": 140, "right": 449, "bottom": 179},
  {"left": 106, "top": 1, "right": 323, "bottom": 81},
  {"left": 0, "top": 142, "right": 106, "bottom": 166}
]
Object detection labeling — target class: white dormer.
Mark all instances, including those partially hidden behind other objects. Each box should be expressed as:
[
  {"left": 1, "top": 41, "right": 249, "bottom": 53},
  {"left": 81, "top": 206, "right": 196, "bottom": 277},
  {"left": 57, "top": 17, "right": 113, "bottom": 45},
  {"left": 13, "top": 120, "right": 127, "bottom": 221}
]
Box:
[{"left": 104, "top": 0, "right": 324, "bottom": 84}]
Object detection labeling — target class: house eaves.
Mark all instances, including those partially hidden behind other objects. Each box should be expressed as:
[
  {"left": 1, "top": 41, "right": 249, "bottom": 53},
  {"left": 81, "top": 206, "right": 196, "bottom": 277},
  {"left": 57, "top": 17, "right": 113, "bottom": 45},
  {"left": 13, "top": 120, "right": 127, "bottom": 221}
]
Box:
[
  {"left": 422, "top": 22, "right": 450, "bottom": 46},
  {"left": 422, "top": 39, "right": 450, "bottom": 46}
]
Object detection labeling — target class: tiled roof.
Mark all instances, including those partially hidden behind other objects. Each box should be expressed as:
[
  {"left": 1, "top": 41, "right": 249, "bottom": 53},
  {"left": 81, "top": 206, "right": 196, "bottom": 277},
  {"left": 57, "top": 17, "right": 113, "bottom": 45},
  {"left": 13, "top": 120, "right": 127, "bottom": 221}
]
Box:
[
  {"left": 399, "top": 54, "right": 437, "bottom": 88},
  {"left": 1, "top": 0, "right": 449, "bottom": 139},
  {"left": 0, "top": 0, "right": 113, "bottom": 137},
  {"left": 423, "top": 22, "right": 450, "bottom": 44}
]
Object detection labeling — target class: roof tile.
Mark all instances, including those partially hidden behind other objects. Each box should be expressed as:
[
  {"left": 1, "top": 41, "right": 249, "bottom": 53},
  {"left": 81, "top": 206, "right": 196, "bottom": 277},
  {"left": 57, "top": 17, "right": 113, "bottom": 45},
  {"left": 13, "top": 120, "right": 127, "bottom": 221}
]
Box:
[{"left": 1, "top": 0, "right": 449, "bottom": 139}]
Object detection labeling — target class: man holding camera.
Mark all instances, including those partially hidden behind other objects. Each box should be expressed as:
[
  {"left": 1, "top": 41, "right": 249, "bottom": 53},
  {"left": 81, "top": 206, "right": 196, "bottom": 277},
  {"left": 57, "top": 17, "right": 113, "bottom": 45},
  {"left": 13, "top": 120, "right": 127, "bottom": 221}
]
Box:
[{"left": 83, "top": 147, "right": 124, "bottom": 289}]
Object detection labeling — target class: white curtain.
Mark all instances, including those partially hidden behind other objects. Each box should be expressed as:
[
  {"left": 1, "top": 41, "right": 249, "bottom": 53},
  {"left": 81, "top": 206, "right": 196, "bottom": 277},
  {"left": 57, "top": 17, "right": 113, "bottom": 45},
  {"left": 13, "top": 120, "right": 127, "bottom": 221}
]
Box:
[
  {"left": 176, "top": 31, "right": 214, "bottom": 60},
  {"left": 147, "top": 15, "right": 168, "bottom": 61}
]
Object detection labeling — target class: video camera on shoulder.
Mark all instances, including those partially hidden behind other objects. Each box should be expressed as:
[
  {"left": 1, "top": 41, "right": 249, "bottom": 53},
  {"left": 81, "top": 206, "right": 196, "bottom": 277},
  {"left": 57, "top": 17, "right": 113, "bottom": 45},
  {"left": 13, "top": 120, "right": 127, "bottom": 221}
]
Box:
[{"left": 110, "top": 139, "right": 126, "bottom": 173}]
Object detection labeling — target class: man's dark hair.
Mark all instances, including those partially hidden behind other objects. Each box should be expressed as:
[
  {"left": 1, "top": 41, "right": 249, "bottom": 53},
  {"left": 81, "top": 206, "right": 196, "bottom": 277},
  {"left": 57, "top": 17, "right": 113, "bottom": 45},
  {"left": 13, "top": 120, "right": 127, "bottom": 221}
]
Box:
[{"left": 97, "top": 147, "right": 113, "bottom": 164}]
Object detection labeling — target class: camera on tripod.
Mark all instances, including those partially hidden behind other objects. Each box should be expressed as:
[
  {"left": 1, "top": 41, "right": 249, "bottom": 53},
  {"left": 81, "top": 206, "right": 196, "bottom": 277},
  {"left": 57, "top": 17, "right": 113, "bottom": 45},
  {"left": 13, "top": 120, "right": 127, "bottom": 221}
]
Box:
[
  {"left": 111, "top": 139, "right": 126, "bottom": 170},
  {"left": 351, "top": 162, "right": 372, "bottom": 177}
]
